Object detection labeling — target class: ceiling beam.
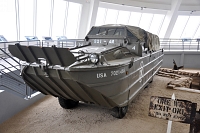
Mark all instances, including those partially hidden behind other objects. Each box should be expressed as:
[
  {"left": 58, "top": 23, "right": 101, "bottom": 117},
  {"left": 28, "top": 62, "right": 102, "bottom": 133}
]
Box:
[
  {"left": 101, "top": 0, "right": 171, "bottom": 10},
  {"left": 78, "top": 0, "right": 99, "bottom": 39},
  {"left": 159, "top": 0, "right": 182, "bottom": 38},
  {"left": 87, "top": 0, "right": 100, "bottom": 32}
]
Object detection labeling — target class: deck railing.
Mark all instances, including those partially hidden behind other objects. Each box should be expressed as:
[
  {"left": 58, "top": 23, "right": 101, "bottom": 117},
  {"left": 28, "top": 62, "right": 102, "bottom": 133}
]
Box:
[
  {"left": 160, "top": 38, "right": 200, "bottom": 51},
  {"left": 1, "top": 38, "right": 200, "bottom": 53},
  {"left": 0, "top": 38, "right": 199, "bottom": 99}
]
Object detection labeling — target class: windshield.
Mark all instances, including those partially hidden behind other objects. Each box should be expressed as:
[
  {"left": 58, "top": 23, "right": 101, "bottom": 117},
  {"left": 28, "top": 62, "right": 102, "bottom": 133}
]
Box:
[{"left": 88, "top": 27, "right": 125, "bottom": 36}]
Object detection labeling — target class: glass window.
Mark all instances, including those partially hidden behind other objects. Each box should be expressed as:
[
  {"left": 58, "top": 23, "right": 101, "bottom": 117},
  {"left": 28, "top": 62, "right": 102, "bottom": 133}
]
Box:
[
  {"left": 104, "top": 9, "right": 118, "bottom": 24},
  {"left": 127, "top": 30, "right": 134, "bottom": 37},
  {"left": 114, "top": 28, "right": 124, "bottom": 35},
  {"left": 116, "top": 10, "right": 130, "bottom": 25},
  {"left": 0, "top": 0, "right": 17, "bottom": 41},
  {"left": 95, "top": 7, "right": 106, "bottom": 26},
  {"left": 149, "top": 14, "right": 165, "bottom": 35},
  {"left": 128, "top": 12, "right": 142, "bottom": 26},
  {"left": 88, "top": 28, "right": 124, "bottom": 36},
  {"left": 107, "top": 29, "right": 116, "bottom": 35},
  {"left": 139, "top": 13, "right": 154, "bottom": 31},
  {"left": 170, "top": 15, "right": 189, "bottom": 38},
  {"left": 181, "top": 16, "right": 200, "bottom": 38},
  {"left": 52, "top": 0, "right": 67, "bottom": 38},
  {"left": 194, "top": 25, "right": 200, "bottom": 39},
  {"left": 19, "top": 0, "right": 34, "bottom": 40},
  {"left": 36, "top": 0, "right": 51, "bottom": 39},
  {"left": 65, "top": 2, "right": 82, "bottom": 39},
  {"left": 88, "top": 27, "right": 100, "bottom": 35},
  {"left": 98, "top": 28, "right": 107, "bottom": 35}
]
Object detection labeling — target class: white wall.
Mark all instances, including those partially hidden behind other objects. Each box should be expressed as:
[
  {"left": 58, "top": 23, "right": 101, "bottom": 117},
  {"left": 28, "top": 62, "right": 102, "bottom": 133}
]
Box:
[{"left": 162, "top": 51, "right": 200, "bottom": 69}]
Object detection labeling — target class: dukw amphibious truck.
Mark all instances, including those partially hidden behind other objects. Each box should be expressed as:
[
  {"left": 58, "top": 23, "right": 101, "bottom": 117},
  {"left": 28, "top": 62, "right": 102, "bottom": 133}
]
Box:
[{"left": 9, "top": 25, "right": 163, "bottom": 118}]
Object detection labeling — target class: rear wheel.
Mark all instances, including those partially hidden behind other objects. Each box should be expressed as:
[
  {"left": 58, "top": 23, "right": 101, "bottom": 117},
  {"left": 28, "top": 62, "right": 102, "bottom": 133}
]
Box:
[
  {"left": 111, "top": 106, "right": 128, "bottom": 119},
  {"left": 145, "top": 77, "right": 153, "bottom": 88},
  {"left": 149, "top": 76, "right": 154, "bottom": 83},
  {"left": 58, "top": 97, "right": 79, "bottom": 109}
]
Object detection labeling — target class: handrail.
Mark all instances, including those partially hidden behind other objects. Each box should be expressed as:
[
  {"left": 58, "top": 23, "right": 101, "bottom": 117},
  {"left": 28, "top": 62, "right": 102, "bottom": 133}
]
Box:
[
  {"left": 0, "top": 57, "right": 20, "bottom": 72},
  {"left": 0, "top": 48, "right": 20, "bottom": 65},
  {"left": 0, "top": 64, "right": 21, "bottom": 79},
  {"left": 0, "top": 85, "right": 25, "bottom": 96},
  {"left": 160, "top": 38, "right": 200, "bottom": 51},
  {"left": 41, "top": 39, "right": 85, "bottom": 48},
  {"left": 0, "top": 67, "right": 32, "bottom": 99},
  {"left": 1, "top": 71, "right": 24, "bottom": 84},
  {"left": 0, "top": 40, "right": 40, "bottom": 44}
]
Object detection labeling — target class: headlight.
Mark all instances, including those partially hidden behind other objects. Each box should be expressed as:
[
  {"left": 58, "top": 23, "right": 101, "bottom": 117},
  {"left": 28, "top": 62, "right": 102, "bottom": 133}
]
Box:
[{"left": 89, "top": 53, "right": 99, "bottom": 64}]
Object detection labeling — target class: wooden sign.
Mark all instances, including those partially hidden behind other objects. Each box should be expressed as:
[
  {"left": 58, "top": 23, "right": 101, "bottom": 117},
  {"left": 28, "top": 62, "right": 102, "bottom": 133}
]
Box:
[{"left": 149, "top": 96, "right": 196, "bottom": 124}]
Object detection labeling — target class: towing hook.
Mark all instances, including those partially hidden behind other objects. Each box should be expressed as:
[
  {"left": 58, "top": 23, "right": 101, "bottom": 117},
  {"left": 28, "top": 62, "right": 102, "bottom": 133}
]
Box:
[
  {"left": 38, "top": 58, "right": 49, "bottom": 77},
  {"left": 39, "top": 65, "right": 49, "bottom": 77}
]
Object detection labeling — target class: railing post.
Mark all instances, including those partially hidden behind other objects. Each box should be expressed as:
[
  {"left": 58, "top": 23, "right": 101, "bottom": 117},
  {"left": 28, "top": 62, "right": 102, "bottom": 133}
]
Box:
[
  {"left": 0, "top": 70, "right": 2, "bottom": 85},
  {"left": 24, "top": 85, "right": 29, "bottom": 100},
  {"left": 25, "top": 84, "right": 27, "bottom": 96},
  {"left": 37, "top": 40, "right": 39, "bottom": 46},
  {"left": 28, "top": 86, "right": 30, "bottom": 98},
  {"left": 4, "top": 42, "right": 6, "bottom": 54},
  {"left": 167, "top": 93, "right": 175, "bottom": 133}
]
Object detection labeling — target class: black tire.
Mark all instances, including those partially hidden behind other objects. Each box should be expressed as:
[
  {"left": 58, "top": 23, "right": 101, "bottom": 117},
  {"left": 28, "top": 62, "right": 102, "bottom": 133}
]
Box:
[
  {"left": 58, "top": 97, "right": 79, "bottom": 109},
  {"left": 111, "top": 106, "right": 128, "bottom": 119},
  {"left": 145, "top": 84, "right": 149, "bottom": 88},
  {"left": 149, "top": 77, "right": 154, "bottom": 83}
]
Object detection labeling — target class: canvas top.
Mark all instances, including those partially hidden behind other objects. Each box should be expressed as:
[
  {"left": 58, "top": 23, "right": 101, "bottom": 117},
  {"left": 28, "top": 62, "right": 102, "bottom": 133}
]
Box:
[{"left": 90, "top": 24, "right": 160, "bottom": 51}]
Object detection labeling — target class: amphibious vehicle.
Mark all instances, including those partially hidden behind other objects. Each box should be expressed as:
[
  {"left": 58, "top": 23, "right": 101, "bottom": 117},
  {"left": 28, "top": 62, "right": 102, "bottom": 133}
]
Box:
[{"left": 9, "top": 25, "right": 163, "bottom": 118}]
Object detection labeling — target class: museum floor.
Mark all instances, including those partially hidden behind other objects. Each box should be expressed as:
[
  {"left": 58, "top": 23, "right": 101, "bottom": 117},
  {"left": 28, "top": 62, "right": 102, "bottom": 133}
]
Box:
[{"left": 0, "top": 75, "right": 200, "bottom": 133}]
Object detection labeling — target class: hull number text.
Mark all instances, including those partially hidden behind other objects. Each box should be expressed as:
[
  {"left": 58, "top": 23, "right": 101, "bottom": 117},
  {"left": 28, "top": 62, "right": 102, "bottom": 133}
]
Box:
[
  {"left": 111, "top": 68, "right": 125, "bottom": 76},
  {"left": 96, "top": 68, "right": 125, "bottom": 79}
]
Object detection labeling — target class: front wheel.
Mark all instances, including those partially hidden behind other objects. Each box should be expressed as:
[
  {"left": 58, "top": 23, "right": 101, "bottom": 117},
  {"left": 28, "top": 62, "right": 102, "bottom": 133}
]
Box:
[
  {"left": 58, "top": 97, "right": 79, "bottom": 109},
  {"left": 111, "top": 106, "right": 128, "bottom": 119}
]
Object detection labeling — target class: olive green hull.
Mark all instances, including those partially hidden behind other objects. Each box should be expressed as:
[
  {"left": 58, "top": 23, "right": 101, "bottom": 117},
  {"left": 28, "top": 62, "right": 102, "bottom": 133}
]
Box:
[{"left": 22, "top": 50, "right": 163, "bottom": 108}]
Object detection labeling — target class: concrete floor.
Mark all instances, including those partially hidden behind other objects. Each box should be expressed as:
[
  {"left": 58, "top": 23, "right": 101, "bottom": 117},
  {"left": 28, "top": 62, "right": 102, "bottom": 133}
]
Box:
[{"left": 1, "top": 75, "right": 200, "bottom": 133}]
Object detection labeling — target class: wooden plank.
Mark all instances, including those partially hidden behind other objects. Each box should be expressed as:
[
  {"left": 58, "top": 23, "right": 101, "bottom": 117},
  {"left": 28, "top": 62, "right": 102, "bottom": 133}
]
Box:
[{"left": 173, "top": 87, "right": 200, "bottom": 94}]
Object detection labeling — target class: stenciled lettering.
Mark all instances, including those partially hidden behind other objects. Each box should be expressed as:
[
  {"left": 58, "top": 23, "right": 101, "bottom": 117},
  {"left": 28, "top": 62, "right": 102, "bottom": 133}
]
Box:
[
  {"left": 111, "top": 68, "right": 125, "bottom": 76},
  {"left": 97, "top": 73, "right": 107, "bottom": 78},
  {"left": 157, "top": 98, "right": 171, "bottom": 106},
  {"left": 153, "top": 104, "right": 171, "bottom": 112}
]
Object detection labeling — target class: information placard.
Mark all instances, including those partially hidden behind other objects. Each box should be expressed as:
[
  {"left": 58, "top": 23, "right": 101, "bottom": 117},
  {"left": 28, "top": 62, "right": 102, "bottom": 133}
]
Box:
[{"left": 149, "top": 96, "right": 196, "bottom": 124}]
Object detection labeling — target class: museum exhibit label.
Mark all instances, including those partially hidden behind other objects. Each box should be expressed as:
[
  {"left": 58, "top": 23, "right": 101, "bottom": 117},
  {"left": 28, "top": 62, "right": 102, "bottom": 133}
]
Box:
[{"left": 149, "top": 96, "right": 197, "bottom": 124}]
